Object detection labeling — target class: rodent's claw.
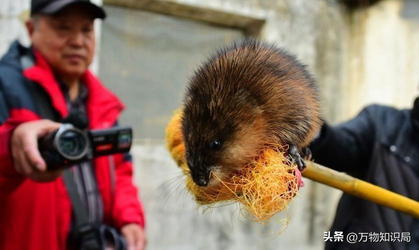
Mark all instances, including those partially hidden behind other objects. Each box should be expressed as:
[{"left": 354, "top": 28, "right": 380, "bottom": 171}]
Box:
[
  {"left": 296, "top": 156, "right": 306, "bottom": 172},
  {"left": 288, "top": 145, "right": 307, "bottom": 172},
  {"left": 302, "top": 147, "right": 312, "bottom": 161}
]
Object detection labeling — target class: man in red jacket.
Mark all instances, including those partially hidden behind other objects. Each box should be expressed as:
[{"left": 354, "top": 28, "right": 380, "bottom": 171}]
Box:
[{"left": 0, "top": 0, "right": 146, "bottom": 249}]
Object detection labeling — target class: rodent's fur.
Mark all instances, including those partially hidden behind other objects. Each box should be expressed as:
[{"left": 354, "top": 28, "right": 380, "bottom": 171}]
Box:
[{"left": 182, "top": 39, "right": 321, "bottom": 186}]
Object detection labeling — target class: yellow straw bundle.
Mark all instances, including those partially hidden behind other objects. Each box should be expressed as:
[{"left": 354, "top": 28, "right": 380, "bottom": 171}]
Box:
[{"left": 166, "top": 111, "right": 300, "bottom": 223}]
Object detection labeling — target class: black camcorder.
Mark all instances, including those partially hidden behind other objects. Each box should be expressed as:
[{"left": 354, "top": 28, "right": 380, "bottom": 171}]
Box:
[{"left": 38, "top": 124, "right": 132, "bottom": 169}]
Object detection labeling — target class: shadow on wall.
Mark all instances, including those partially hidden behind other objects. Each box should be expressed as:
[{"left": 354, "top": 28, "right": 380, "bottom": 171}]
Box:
[{"left": 401, "top": 0, "right": 419, "bottom": 21}]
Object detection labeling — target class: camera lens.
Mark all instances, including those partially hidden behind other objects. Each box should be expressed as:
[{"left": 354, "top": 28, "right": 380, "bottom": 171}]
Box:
[{"left": 57, "top": 129, "right": 88, "bottom": 160}]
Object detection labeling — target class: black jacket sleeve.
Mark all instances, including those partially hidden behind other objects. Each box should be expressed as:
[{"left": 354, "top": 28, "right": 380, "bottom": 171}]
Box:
[
  {"left": 309, "top": 107, "right": 376, "bottom": 176},
  {"left": 0, "top": 80, "right": 9, "bottom": 124}
]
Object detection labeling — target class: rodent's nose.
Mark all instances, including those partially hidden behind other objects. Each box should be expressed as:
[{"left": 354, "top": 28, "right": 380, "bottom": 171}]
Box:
[{"left": 192, "top": 171, "right": 210, "bottom": 187}]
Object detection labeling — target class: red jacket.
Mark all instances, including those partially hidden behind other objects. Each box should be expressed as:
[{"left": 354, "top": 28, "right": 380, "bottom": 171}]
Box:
[{"left": 0, "top": 42, "right": 145, "bottom": 250}]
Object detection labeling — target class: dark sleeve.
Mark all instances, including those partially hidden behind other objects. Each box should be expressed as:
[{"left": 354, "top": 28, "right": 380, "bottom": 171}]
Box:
[
  {"left": 309, "top": 107, "right": 376, "bottom": 176},
  {"left": 0, "top": 80, "right": 9, "bottom": 123},
  {"left": 0, "top": 77, "right": 18, "bottom": 178}
]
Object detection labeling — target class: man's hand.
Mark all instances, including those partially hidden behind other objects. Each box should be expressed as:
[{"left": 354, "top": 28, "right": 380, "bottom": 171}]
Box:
[
  {"left": 11, "top": 119, "right": 62, "bottom": 182},
  {"left": 121, "top": 224, "right": 146, "bottom": 250}
]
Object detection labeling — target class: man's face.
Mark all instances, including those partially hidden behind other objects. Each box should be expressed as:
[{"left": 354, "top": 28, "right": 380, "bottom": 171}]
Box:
[{"left": 28, "top": 5, "right": 96, "bottom": 79}]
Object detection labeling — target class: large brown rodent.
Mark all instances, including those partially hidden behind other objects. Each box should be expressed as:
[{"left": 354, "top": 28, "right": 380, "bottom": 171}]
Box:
[{"left": 182, "top": 39, "right": 321, "bottom": 187}]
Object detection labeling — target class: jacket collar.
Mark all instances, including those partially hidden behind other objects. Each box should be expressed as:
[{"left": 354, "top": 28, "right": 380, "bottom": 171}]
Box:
[
  {"left": 0, "top": 41, "right": 25, "bottom": 70},
  {"left": 23, "top": 49, "right": 124, "bottom": 129}
]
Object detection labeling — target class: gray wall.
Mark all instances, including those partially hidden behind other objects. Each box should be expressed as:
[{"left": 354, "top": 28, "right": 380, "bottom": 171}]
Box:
[
  {"left": 99, "top": 6, "right": 244, "bottom": 139},
  {"left": 0, "top": 0, "right": 30, "bottom": 56}
]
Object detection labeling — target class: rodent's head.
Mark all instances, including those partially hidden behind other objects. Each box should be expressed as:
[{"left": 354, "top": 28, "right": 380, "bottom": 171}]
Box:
[
  {"left": 182, "top": 40, "right": 273, "bottom": 187},
  {"left": 182, "top": 98, "right": 267, "bottom": 187}
]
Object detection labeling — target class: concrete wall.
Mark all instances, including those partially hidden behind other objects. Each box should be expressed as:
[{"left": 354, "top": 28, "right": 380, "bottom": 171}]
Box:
[
  {"left": 345, "top": 0, "right": 419, "bottom": 118},
  {"left": 98, "top": 5, "right": 245, "bottom": 139},
  {"left": 0, "top": 0, "right": 30, "bottom": 56}
]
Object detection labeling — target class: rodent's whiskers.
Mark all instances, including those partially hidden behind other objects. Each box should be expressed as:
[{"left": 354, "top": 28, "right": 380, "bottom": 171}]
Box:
[
  {"left": 150, "top": 173, "right": 186, "bottom": 213},
  {"left": 164, "top": 178, "right": 188, "bottom": 214},
  {"left": 151, "top": 170, "right": 188, "bottom": 180}
]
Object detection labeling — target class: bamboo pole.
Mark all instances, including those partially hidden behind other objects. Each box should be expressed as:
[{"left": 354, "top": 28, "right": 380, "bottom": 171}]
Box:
[{"left": 303, "top": 161, "right": 419, "bottom": 219}]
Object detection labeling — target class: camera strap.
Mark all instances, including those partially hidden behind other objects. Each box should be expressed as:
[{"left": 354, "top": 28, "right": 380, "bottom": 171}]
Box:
[
  {"left": 62, "top": 171, "right": 101, "bottom": 250},
  {"left": 21, "top": 53, "right": 102, "bottom": 250}
]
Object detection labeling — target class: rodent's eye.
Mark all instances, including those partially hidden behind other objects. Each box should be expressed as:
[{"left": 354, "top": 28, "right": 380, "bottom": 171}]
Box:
[{"left": 210, "top": 140, "right": 222, "bottom": 150}]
